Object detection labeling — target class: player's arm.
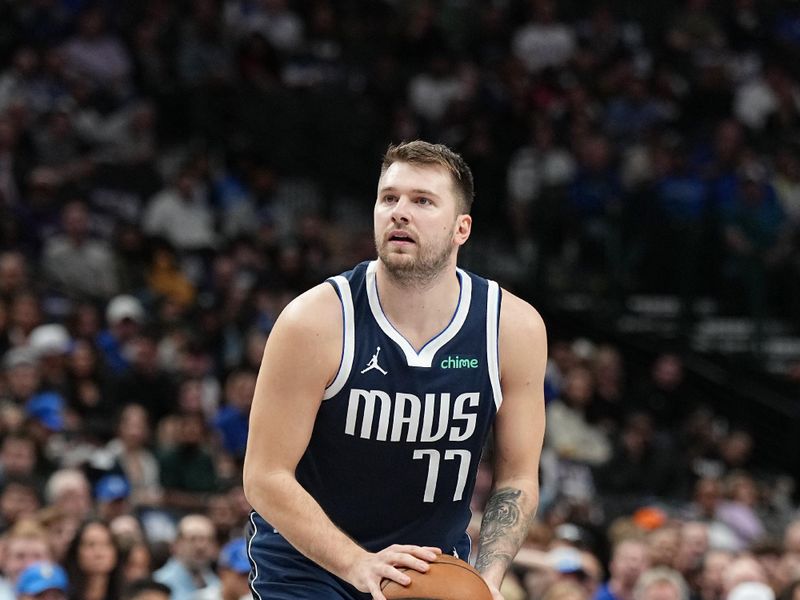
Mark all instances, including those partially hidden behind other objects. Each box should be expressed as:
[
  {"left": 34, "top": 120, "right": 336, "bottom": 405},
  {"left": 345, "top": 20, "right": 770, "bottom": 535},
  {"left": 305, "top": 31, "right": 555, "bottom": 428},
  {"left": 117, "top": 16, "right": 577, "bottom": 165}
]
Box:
[
  {"left": 242, "top": 283, "right": 438, "bottom": 600},
  {"left": 475, "top": 291, "right": 547, "bottom": 596}
]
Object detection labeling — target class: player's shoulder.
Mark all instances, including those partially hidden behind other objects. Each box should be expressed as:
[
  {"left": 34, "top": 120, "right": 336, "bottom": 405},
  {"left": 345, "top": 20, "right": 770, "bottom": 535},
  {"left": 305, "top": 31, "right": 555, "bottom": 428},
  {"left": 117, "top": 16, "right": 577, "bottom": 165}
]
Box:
[
  {"left": 273, "top": 281, "right": 342, "bottom": 337},
  {"left": 498, "top": 287, "right": 546, "bottom": 340}
]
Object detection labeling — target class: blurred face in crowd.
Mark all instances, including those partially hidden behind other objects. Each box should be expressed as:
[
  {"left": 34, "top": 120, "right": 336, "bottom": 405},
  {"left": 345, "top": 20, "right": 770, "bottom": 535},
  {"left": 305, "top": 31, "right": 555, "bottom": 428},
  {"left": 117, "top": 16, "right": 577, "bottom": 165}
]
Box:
[
  {"left": 0, "top": 482, "right": 40, "bottom": 525},
  {"left": 612, "top": 540, "right": 650, "bottom": 587},
  {"left": 122, "top": 542, "right": 151, "bottom": 584},
  {"left": 3, "top": 536, "right": 50, "bottom": 581},
  {"left": 52, "top": 474, "right": 92, "bottom": 521},
  {"left": 118, "top": 404, "right": 150, "bottom": 448},
  {"left": 5, "top": 362, "right": 40, "bottom": 400},
  {"left": 225, "top": 370, "right": 256, "bottom": 413},
  {"left": 699, "top": 550, "right": 733, "bottom": 600},
  {"left": 563, "top": 367, "right": 594, "bottom": 409},
  {"left": 0, "top": 252, "right": 27, "bottom": 295},
  {"left": 10, "top": 292, "right": 41, "bottom": 335},
  {"left": 722, "top": 556, "right": 767, "bottom": 597},
  {"left": 41, "top": 513, "right": 79, "bottom": 563},
  {"left": 647, "top": 527, "right": 680, "bottom": 568},
  {"left": 77, "top": 522, "right": 117, "bottom": 576},
  {"left": 652, "top": 354, "right": 683, "bottom": 390},
  {"left": 175, "top": 515, "right": 216, "bottom": 571},
  {"left": 639, "top": 580, "right": 682, "bottom": 600},
  {"left": 68, "top": 340, "right": 97, "bottom": 378},
  {"left": 674, "top": 522, "right": 709, "bottom": 575},
  {"left": 0, "top": 436, "right": 36, "bottom": 477}
]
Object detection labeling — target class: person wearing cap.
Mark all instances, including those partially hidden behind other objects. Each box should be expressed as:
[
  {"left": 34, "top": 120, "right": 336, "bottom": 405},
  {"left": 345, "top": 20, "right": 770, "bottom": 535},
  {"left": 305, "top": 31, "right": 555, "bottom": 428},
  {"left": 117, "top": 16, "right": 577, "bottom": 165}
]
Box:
[
  {"left": 96, "top": 294, "right": 145, "bottom": 375},
  {"left": 15, "top": 561, "right": 68, "bottom": 600},
  {"left": 94, "top": 474, "right": 131, "bottom": 521},
  {"left": 27, "top": 324, "right": 71, "bottom": 394},
  {"left": 191, "top": 538, "right": 251, "bottom": 600}
]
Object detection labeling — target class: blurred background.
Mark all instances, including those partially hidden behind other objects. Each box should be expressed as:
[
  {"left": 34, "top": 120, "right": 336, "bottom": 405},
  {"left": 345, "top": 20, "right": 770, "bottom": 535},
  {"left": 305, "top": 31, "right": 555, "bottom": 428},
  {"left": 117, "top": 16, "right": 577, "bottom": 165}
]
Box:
[{"left": 0, "top": 1, "right": 800, "bottom": 599}]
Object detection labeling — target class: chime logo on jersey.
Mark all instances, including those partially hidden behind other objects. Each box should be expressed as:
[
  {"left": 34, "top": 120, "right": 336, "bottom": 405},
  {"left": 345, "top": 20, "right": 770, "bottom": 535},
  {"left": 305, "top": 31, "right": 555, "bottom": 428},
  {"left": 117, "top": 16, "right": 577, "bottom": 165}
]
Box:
[
  {"left": 439, "top": 355, "right": 479, "bottom": 369},
  {"left": 344, "top": 389, "right": 480, "bottom": 443}
]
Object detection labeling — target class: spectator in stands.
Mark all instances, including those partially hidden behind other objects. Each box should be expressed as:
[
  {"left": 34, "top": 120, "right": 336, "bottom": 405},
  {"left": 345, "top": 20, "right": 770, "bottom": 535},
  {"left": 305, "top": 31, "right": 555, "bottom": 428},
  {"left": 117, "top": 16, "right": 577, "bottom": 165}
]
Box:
[
  {"left": 721, "top": 555, "right": 769, "bottom": 599},
  {"left": 60, "top": 5, "right": 132, "bottom": 99},
  {"left": 15, "top": 560, "right": 69, "bottom": 600},
  {"left": 153, "top": 514, "right": 219, "bottom": 600},
  {"left": 110, "top": 331, "right": 176, "bottom": 425},
  {"left": 158, "top": 412, "right": 218, "bottom": 513},
  {"left": 122, "top": 578, "right": 171, "bottom": 600},
  {"left": 43, "top": 469, "right": 91, "bottom": 523},
  {"left": 721, "top": 163, "right": 792, "bottom": 324},
  {"left": 118, "top": 541, "right": 152, "bottom": 589},
  {"left": 595, "top": 412, "right": 683, "bottom": 507},
  {"left": 0, "top": 518, "right": 52, "bottom": 600},
  {"left": 212, "top": 368, "right": 255, "bottom": 460},
  {"left": 41, "top": 199, "right": 119, "bottom": 302},
  {"left": 0, "top": 476, "right": 41, "bottom": 531},
  {"left": 2, "top": 347, "right": 41, "bottom": 406},
  {"left": 95, "top": 294, "right": 145, "bottom": 375},
  {"left": 646, "top": 525, "right": 681, "bottom": 569},
  {"left": 63, "top": 518, "right": 122, "bottom": 600},
  {"left": 142, "top": 165, "right": 217, "bottom": 256},
  {"left": 698, "top": 549, "right": 735, "bottom": 600},
  {"left": 0, "top": 431, "right": 39, "bottom": 487},
  {"left": 0, "top": 251, "right": 30, "bottom": 304},
  {"left": 28, "top": 323, "right": 71, "bottom": 396},
  {"left": 35, "top": 506, "right": 78, "bottom": 564},
  {"left": 105, "top": 403, "right": 162, "bottom": 508},
  {"left": 633, "top": 567, "right": 689, "bottom": 600},
  {"left": 93, "top": 474, "right": 131, "bottom": 522},
  {"left": 545, "top": 366, "right": 611, "bottom": 466},
  {"left": 593, "top": 537, "right": 651, "bottom": 600},
  {"left": 512, "top": 0, "right": 576, "bottom": 74},
  {"left": 193, "top": 537, "right": 251, "bottom": 600}
]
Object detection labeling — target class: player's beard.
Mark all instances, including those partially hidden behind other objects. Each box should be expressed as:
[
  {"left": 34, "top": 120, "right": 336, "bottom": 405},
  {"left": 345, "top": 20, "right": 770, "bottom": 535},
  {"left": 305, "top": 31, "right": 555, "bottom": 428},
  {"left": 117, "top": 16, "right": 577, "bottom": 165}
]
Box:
[{"left": 376, "top": 230, "right": 454, "bottom": 288}]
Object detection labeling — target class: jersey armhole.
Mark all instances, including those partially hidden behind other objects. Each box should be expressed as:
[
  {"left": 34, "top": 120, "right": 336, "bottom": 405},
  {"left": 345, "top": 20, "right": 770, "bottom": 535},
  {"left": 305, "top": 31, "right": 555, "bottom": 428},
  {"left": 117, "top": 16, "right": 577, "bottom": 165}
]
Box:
[
  {"left": 486, "top": 280, "right": 502, "bottom": 411},
  {"left": 323, "top": 276, "right": 355, "bottom": 400}
]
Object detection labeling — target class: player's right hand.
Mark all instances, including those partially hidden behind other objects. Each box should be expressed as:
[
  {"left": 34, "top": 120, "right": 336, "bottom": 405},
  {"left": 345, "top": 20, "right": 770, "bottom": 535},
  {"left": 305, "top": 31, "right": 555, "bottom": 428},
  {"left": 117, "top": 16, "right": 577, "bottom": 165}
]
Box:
[{"left": 345, "top": 544, "right": 442, "bottom": 600}]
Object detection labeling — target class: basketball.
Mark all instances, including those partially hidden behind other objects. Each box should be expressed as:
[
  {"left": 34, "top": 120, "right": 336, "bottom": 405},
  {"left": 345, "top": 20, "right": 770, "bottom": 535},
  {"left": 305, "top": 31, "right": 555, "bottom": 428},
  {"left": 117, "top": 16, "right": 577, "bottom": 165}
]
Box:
[{"left": 381, "top": 554, "right": 493, "bottom": 600}]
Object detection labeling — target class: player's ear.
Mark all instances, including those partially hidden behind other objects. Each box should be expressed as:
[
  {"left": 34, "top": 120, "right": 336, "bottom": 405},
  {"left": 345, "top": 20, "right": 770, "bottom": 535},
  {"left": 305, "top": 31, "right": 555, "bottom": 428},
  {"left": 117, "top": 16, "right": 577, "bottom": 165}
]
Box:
[{"left": 454, "top": 214, "right": 471, "bottom": 246}]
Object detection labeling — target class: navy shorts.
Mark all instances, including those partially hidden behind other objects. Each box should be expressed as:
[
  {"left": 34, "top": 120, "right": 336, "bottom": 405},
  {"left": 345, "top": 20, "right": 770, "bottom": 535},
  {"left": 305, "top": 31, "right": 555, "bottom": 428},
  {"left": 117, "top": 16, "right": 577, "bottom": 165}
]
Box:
[{"left": 246, "top": 511, "right": 371, "bottom": 600}]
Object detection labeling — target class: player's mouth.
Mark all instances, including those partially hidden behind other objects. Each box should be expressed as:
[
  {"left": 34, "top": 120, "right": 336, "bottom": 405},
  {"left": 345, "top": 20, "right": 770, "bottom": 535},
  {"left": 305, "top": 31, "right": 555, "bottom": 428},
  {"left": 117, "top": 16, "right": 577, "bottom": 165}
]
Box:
[{"left": 387, "top": 230, "right": 416, "bottom": 245}]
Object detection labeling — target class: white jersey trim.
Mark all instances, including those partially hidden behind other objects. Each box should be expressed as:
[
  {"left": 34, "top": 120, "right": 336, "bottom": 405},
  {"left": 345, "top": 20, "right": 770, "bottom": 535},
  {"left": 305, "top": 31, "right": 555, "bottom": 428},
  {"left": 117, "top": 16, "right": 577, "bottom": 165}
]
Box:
[
  {"left": 247, "top": 512, "right": 263, "bottom": 600},
  {"left": 366, "top": 261, "right": 473, "bottom": 368},
  {"left": 486, "top": 280, "right": 502, "bottom": 410},
  {"left": 323, "top": 275, "right": 355, "bottom": 400}
]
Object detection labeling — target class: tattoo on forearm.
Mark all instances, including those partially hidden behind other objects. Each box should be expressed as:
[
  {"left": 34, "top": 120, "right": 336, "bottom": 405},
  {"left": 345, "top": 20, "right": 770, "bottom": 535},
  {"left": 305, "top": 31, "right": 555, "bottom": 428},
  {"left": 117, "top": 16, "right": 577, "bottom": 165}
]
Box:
[{"left": 475, "top": 487, "right": 531, "bottom": 572}]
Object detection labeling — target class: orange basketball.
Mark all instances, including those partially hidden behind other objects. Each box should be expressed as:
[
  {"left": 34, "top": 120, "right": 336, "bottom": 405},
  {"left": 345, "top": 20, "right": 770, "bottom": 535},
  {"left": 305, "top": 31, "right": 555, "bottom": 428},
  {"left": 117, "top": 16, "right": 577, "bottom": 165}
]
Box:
[{"left": 381, "top": 554, "right": 493, "bottom": 600}]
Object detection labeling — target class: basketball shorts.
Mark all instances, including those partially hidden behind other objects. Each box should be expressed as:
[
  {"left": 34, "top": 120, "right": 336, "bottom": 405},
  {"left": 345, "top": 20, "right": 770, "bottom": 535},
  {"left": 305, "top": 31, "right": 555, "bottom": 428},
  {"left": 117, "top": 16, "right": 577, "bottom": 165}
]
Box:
[
  {"left": 246, "top": 511, "right": 471, "bottom": 600},
  {"left": 247, "top": 511, "right": 371, "bottom": 600}
]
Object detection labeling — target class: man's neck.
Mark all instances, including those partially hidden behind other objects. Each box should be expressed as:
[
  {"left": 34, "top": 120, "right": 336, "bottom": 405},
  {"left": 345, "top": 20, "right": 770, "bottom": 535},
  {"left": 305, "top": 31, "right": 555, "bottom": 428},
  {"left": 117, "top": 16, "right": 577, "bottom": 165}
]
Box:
[{"left": 374, "top": 261, "right": 461, "bottom": 351}]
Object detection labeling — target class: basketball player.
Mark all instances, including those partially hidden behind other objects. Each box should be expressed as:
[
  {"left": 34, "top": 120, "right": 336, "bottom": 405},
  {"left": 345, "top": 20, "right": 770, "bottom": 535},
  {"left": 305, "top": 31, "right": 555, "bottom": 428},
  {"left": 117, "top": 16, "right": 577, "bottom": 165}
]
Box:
[{"left": 243, "top": 140, "right": 547, "bottom": 600}]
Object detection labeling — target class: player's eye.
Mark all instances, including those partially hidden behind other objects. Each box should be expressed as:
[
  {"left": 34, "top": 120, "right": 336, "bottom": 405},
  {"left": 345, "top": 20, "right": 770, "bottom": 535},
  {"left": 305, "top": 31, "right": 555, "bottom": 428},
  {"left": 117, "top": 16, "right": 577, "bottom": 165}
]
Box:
[
  {"left": 417, "top": 197, "right": 432, "bottom": 205},
  {"left": 383, "top": 195, "right": 398, "bottom": 203}
]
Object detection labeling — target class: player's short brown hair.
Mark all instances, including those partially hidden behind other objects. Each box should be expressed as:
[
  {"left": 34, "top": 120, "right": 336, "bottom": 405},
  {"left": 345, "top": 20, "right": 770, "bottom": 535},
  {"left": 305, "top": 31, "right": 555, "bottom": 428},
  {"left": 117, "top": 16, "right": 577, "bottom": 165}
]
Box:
[{"left": 381, "top": 140, "right": 474, "bottom": 214}]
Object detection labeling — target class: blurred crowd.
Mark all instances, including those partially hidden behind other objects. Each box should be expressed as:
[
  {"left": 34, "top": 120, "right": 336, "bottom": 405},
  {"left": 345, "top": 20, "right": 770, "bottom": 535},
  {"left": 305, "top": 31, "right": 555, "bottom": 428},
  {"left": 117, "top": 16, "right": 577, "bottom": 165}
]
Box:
[{"left": 1, "top": 0, "right": 800, "bottom": 599}]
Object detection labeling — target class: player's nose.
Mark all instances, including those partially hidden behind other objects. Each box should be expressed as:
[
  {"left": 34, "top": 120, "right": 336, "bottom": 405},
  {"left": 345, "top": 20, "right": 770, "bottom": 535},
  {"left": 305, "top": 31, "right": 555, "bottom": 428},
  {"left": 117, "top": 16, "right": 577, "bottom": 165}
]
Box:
[{"left": 391, "top": 195, "right": 411, "bottom": 223}]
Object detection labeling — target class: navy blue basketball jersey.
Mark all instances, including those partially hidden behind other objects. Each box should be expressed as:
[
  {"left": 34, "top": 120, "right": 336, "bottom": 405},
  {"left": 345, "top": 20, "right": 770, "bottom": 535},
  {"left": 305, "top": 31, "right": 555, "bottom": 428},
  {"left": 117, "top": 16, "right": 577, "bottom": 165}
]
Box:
[{"left": 294, "top": 260, "right": 503, "bottom": 556}]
